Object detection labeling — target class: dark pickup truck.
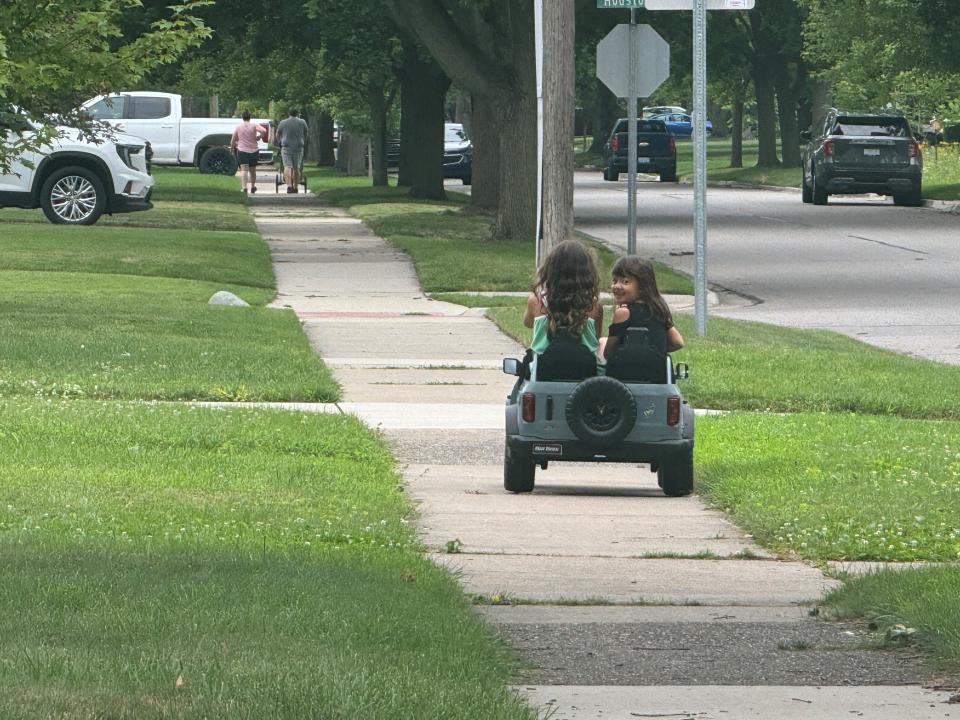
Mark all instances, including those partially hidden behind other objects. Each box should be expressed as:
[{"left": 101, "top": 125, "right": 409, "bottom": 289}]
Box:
[
  {"left": 601, "top": 118, "right": 677, "bottom": 183},
  {"left": 801, "top": 111, "right": 923, "bottom": 206}
]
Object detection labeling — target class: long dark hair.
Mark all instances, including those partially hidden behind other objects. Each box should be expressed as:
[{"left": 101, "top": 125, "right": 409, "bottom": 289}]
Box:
[
  {"left": 533, "top": 240, "right": 599, "bottom": 335},
  {"left": 242, "top": 110, "right": 251, "bottom": 122},
  {"left": 611, "top": 255, "right": 673, "bottom": 325}
]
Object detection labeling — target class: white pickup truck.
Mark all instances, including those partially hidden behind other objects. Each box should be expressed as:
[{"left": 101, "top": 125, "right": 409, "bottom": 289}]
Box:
[{"left": 81, "top": 91, "right": 272, "bottom": 174}]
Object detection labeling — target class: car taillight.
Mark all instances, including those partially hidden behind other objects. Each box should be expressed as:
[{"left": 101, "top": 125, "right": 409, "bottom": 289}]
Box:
[
  {"left": 611, "top": 135, "right": 619, "bottom": 153},
  {"left": 522, "top": 393, "right": 536, "bottom": 423},
  {"left": 667, "top": 396, "right": 681, "bottom": 427},
  {"left": 908, "top": 140, "right": 922, "bottom": 165},
  {"left": 822, "top": 139, "right": 834, "bottom": 159},
  {"left": 669, "top": 136, "right": 676, "bottom": 154}
]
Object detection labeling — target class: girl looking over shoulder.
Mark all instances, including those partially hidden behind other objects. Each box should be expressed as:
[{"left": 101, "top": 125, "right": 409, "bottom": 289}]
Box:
[
  {"left": 603, "top": 256, "right": 684, "bottom": 361},
  {"left": 523, "top": 240, "right": 604, "bottom": 355}
]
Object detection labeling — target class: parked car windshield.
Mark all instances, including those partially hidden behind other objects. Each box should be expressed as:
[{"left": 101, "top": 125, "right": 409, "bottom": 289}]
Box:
[
  {"left": 613, "top": 120, "right": 668, "bottom": 134},
  {"left": 833, "top": 117, "right": 909, "bottom": 137},
  {"left": 445, "top": 126, "right": 468, "bottom": 143},
  {"left": 84, "top": 96, "right": 127, "bottom": 120}
]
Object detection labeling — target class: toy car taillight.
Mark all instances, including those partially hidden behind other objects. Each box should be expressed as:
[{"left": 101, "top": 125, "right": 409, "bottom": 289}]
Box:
[
  {"left": 667, "top": 396, "right": 681, "bottom": 426},
  {"left": 522, "top": 393, "right": 536, "bottom": 422}
]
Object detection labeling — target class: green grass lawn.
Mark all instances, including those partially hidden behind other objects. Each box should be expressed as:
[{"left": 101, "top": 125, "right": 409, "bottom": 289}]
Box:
[
  {"left": 0, "top": 399, "right": 533, "bottom": 720},
  {"left": 824, "top": 567, "right": 960, "bottom": 671},
  {"left": 0, "top": 168, "right": 257, "bottom": 232},
  {"left": 0, "top": 169, "right": 338, "bottom": 402},
  {"left": 0, "top": 168, "right": 536, "bottom": 718}
]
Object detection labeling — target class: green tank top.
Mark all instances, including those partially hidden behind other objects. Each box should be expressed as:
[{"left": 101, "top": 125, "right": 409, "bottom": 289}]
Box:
[{"left": 531, "top": 315, "right": 599, "bottom": 354}]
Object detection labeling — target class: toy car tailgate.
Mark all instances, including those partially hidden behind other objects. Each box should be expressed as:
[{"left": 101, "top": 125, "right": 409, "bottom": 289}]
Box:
[{"left": 517, "top": 380, "right": 681, "bottom": 442}]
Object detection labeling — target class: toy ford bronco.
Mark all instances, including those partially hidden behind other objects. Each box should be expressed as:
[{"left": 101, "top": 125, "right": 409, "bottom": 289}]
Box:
[{"left": 502, "top": 327, "right": 694, "bottom": 496}]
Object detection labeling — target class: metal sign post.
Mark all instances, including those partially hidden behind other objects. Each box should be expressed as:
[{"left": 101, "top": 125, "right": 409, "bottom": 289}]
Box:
[
  {"left": 627, "top": 11, "right": 638, "bottom": 254},
  {"left": 534, "top": 0, "right": 544, "bottom": 266},
  {"left": 692, "top": 0, "right": 708, "bottom": 336},
  {"left": 644, "top": 0, "right": 752, "bottom": 336}
]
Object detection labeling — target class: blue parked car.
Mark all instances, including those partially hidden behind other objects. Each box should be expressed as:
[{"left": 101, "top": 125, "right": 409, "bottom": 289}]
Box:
[{"left": 649, "top": 112, "right": 712, "bottom": 139}]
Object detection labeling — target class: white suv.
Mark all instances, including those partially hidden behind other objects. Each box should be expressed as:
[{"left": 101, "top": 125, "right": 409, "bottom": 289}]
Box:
[{"left": 1, "top": 117, "right": 154, "bottom": 225}]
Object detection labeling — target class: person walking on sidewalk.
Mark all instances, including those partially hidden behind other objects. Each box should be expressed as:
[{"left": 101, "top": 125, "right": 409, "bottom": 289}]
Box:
[
  {"left": 276, "top": 109, "right": 309, "bottom": 193},
  {"left": 230, "top": 110, "right": 268, "bottom": 194}
]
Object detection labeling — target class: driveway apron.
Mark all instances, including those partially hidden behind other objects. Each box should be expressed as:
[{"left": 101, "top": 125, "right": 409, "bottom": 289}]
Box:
[{"left": 249, "top": 189, "right": 956, "bottom": 719}]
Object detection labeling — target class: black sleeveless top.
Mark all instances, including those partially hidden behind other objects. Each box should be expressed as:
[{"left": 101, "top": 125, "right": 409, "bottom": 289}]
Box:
[{"left": 607, "top": 303, "right": 669, "bottom": 355}]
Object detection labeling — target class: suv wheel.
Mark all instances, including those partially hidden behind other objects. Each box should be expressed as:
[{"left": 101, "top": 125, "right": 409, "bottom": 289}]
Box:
[
  {"left": 801, "top": 167, "right": 813, "bottom": 203},
  {"left": 40, "top": 166, "right": 107, "bottom": 225},
  {"left": 658, "top": 446, "right": 694, "bottom": 497},
  {"left": 812, "top": 173, "right": 828, "bottom": 205},
  {"left": 565, "top": 376, "right": 637, "bottom": 449},
  {"left": 199, "top": 146, "right": 239, "bottom": 175},
  {"left": 659, "top": 166, "right": 678, "bottom": 183},
  {"left": 504, "top": 444, "right": 535, "bottom": 493},
  {"left": 603, "top": 166, "right": 619, "bottom": 182}
]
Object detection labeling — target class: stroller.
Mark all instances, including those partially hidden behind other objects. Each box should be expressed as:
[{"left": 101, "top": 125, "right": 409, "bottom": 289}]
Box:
[{"left": 272, "top": 135, "right": 308, "bottom": 194}]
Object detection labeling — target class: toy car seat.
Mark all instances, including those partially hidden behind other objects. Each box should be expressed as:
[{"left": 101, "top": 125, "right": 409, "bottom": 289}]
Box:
[
  {"left": 536, "top": 328, "right": 598, "bottom": 382},
  {"left": 605, "top": 327, "right": 667, "bottom": 384}
]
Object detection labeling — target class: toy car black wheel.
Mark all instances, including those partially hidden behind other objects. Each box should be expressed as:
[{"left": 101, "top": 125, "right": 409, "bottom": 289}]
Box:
[
  {"left": 658, "top": 446, "right": 694, "bottom": 497},
  {"left": 504, "top": 444, "right": 535, "bottom": 493},
  {"left": 565, "top": 376, "right": 637, "bottom": 449}
]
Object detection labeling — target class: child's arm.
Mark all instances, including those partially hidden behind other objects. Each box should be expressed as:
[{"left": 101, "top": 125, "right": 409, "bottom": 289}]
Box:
[
  {"left": 589, "top": 301, "right": 604, "bottom": 339},
  {"left": 603, "top": 305, "right": 630, "bottom": 360},
  {"left": 523, "top": 292, "right": 545, "bottom": 329},
  {"left": 666, "top": 325, "right": 684, "bottom": 352}
]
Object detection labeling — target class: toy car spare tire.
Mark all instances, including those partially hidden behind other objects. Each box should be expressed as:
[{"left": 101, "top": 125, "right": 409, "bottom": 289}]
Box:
[
  {"left": 565, "top": 376, "right": 637, "bottom": 449},
  {"left": 658, "top": 446, "right": 694, "bottom": 497},
  {"left": 40, "top": 166, "right": 107, "bottom": 225},
  {"left": 504, "top": 444, "right": 535, "bottom": 493},
  {"left": 199, "top": 146, "right": 239, "bottom": 175}
]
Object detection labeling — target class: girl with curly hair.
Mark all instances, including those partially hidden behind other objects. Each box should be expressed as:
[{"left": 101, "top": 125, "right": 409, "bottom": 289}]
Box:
[{"left": 523, "top": 239, "right": 604, "bottom": 357}]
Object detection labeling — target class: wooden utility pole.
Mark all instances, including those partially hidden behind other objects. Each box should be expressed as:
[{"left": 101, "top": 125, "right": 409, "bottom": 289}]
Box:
[{"left": 541, "top": 0, "right": 576, "bottom": 254}]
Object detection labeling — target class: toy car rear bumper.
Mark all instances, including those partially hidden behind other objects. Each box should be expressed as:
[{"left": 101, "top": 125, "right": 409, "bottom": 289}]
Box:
[{"left": 506, "top": 434, "right": 692, "bottom": 464}]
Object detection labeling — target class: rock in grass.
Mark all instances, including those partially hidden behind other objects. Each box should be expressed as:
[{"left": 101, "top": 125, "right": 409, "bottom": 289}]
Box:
[{"left": 208, "top": 291, "right": 249, "bottom": 307}]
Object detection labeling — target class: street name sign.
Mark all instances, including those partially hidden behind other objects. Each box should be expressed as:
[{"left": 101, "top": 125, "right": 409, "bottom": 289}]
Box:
[
  {"left": 644, "top": 0, "right": 754, "bottom": 8},
  {"left": 596, "top": 0, "right": 645, "bottom": 8},
  {"left": 596, "top": 24, "right": 669, "bottom": 99}
]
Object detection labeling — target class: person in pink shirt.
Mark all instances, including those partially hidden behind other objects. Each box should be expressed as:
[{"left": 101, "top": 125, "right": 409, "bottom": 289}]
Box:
[{"left": 230, "top": 110, "right": 268, "bottom": 193}]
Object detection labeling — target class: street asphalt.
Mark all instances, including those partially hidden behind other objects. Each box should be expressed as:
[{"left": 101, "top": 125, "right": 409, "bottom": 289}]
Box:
[{"left": 244, "top": 179, "right": 958, "bottom": 719}]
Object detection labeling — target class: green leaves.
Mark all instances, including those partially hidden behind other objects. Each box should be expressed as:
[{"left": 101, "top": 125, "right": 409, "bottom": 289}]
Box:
[{"left": 0, "top": 0, "right": 211, "bottom": 171}]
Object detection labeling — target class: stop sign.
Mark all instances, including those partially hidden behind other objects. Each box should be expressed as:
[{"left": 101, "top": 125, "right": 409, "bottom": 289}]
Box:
[{"left": 596, "top": 24, "right": 670, "bottom": 99}]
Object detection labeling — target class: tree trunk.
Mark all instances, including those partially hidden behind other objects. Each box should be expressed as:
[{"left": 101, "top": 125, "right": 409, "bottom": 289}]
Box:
[
  {"left": 369, "top": 90, "right": 389, "bottom": 187},
  {"left": 470, "top": 95, "right": 501, "bottom": 210},
  {"left": 542, "top": 0, "right": 575, "bottom": 252},
  {"left": 317, "top": 111, "right": 335, "bottom": 167},
  {"left": 775, "top": 69, "right": 801, "bottom": 167},
  {"left": 493, "top": 90, "right": 537, "bottom": 240},
  {"left": 383, "top": 0, "right": 538, "bottom": 235},
  {"left": 398, "top": 38, "right": 450, "bottom": 198},
  {"left": 397, "top": 69, "right": 415, "bottom": 187},
  {"left": 304, "top": 107, "right": 323, "bottom": 164},
  {"left": 341, "top": 132, "right": 368, "bottom": 176},
  {"left": 730, "top": 92, "right": 744, "bottom": 168},
  {"left": 589, "top": 81, "right": 619, "bottom": 154},
  {"left": 753, "top": 60, "right": 780, "bottom": 167}
]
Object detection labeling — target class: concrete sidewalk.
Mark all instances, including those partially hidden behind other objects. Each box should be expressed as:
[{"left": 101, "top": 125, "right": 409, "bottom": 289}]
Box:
[{"left": 247, "top": 184, "right": 956, "bottom": 719}]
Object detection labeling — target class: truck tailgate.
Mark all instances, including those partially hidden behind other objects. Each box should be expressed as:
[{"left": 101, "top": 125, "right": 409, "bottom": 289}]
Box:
[{"left": 833, "top": 138, "right": 910, "bottom": 166}]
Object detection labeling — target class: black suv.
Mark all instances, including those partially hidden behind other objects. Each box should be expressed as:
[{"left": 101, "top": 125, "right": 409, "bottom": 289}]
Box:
[{"left": 801, "top": 110, "right": 923, "bottom": 207}]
